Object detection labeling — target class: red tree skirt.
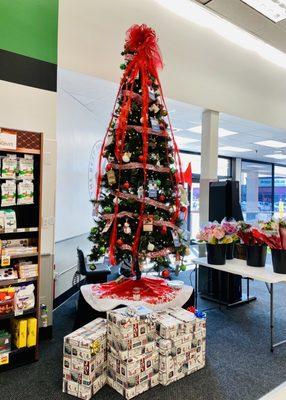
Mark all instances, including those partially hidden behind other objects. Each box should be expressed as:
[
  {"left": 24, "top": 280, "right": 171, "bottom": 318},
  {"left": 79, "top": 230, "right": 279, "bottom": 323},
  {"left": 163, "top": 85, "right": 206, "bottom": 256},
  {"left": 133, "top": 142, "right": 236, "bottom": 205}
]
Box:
[{"left": 91, "top": 276, "right": 178, "bottom": 304}]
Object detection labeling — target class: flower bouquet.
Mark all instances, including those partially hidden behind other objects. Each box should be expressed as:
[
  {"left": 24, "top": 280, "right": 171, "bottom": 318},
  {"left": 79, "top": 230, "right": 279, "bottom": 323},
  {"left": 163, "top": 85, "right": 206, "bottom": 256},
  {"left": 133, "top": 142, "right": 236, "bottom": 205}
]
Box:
[
  {"left": 221, "top": 218, "right": 238, "bottom": 260},
  {"left": 197, "top": 221, "right": 232, "bottom": 265},
  {"left": 252, "top": 219, "right": 286, "bottom": 273},
  {"left": 237, "top": 221, "right": 266, "bottom": 267}
]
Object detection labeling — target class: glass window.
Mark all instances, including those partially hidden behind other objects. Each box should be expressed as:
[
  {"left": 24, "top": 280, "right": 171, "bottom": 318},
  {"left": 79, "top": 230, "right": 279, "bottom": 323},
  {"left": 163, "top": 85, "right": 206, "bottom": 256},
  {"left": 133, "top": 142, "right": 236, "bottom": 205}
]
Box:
[
  {"left": 179, "top": 152, "right": 231, "bottom": 178},
  {"left": 274, "top": 166, "right": 286, "bottom": 219},
  {"left": 241, "top": 161, "right": 272, "bottom": 222}
]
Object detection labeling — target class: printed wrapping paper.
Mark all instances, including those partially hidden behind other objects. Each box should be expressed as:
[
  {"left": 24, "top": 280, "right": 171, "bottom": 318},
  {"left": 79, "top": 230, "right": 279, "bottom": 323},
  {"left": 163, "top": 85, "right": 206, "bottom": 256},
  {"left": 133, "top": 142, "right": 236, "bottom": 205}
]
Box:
[
  {"left": 62, "top": 318, "right": 107, "bottom": 400},
  {"left": 107, "top": 306, "right": 159, "bottom": 399}
]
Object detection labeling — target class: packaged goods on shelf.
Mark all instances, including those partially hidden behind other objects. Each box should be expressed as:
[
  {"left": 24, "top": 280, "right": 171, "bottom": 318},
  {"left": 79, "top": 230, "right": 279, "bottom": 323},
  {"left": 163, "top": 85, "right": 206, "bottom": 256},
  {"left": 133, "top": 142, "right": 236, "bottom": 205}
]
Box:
[
  {"left": 17, "top": 262, "right": 38, "bottom": 279},
  {"left": 63, "top": 318, "right": 107, "bottom": 400},
  {"left": 17, "top": 181, "right": 34, "bottom": 205},
  {"left": 0, "top": 287, "right": 15, "bottom": 315},
  {"left": 3, "top": 209, "right": 16, "bottom": 232},
  {"left": 18, "top": 156, "right": 34, "bottom": 180},
  {"left": 1, "top": 239, "right": 37, "bottom": 256},
  {"left": 26, "top": 317, "right": 37, "bottom": 347},
  {"left": 0, "top": 267, "right": 18, "bottom": 281},
  {"left": 14, "top": 284, "right": 35, "bottom": 314},
  {"left": 1, "top": 181, "right": 16, "bottom": 207},
  {"left": 156, "top": 308, "right": 206, "bottom": 386},
  {"left": 1, "top": 155, "right": 17, "bottom": 179},
  {"left": 107, "top": 306, "right": 159, "bottom": 399},
  {"left": 11, "top": 318, "right": 27, "bottom": 348},
  {"left": 0, "top": 330, "right": 11, "bottom": 353}
]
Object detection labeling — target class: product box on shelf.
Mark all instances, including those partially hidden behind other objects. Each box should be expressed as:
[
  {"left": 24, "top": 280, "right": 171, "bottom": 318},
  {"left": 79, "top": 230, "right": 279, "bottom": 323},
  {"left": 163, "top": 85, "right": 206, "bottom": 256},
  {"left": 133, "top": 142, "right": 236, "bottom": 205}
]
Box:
[
  {"left": 156, "top": 308, "right": 206, "bottom": 386},
  {"left": 0, "top": 287, "right": 15, "bottom": 315},
  {"left": 62, "top": 318, "right": 107, "bottom": 400},
  {"left": 11, "top": 318, "right": 27, "bottom": 348},
  {"left": 0, "top": 330, "right": 11, "bottom": 353},
  {"left": 107, "top": 306, "right": 159, "bottom": 399}
]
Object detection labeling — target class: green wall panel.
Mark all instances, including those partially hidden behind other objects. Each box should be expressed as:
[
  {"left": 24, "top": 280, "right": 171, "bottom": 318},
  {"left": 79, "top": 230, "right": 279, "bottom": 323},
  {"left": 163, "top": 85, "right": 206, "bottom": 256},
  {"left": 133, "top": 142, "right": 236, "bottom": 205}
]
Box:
[{"left": 0, "top": 0, "right": 58, "bottom": 64}]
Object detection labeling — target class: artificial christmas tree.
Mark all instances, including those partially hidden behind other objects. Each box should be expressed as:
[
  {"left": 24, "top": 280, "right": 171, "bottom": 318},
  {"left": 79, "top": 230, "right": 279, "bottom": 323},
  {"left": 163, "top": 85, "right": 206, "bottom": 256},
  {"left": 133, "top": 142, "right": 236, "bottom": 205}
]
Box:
[{"left": 89, "top": 24, "right": 190, "bottom": 280}]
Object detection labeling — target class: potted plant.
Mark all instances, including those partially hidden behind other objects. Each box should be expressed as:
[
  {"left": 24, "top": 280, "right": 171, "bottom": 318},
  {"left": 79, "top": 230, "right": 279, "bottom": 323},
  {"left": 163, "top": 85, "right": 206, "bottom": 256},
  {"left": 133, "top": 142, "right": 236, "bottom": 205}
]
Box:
[
  {"left": 221, "top": 218, "right": 238, "bottom": 260},
  {"left": 252, "top": 219, "right": 286, "bottom": 274},
  {"left": 237, "top": 221, "right": 266, "bottom": 267},
  {"left": 197, "top": 222, "right": 231, "bottom": 265}
]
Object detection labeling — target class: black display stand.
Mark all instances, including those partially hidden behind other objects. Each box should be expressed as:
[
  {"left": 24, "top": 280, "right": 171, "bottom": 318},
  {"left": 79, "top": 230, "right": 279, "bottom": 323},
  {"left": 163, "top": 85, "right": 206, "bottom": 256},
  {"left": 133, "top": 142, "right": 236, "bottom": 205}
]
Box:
[{"left": 199, "top": 180, "right": 245, "bottom": 306}]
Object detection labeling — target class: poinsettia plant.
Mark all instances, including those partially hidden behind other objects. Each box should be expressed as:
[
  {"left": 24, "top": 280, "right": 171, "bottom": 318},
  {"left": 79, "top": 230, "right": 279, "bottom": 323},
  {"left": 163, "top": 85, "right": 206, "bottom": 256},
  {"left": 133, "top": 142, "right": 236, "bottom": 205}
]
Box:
[
  {"left": 252, "top": 219, "right": 286, "bottom": 250},
  {"left": 237, "top": 221, "right": 263, "bottom": 246},
  {"left": 196, "top": 221, "right": 233, "bottom": 245}
]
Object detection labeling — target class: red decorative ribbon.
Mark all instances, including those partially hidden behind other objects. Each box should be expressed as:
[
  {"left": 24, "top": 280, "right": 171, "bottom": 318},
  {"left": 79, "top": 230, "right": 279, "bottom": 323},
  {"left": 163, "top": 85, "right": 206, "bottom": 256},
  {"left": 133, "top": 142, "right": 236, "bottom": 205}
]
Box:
[
  {"left": 111, "top": 162, "right": 170, "bottom": 173},
  {"left": 111, "top": 190, "right": 171, "bottom": 211}
]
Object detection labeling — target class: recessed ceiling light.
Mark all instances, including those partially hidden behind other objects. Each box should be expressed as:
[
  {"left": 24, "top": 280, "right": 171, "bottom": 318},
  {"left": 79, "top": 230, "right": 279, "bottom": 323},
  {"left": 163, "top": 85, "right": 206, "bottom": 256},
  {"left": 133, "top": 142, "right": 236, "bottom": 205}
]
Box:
[
  {"left": 219, "top": 146, "right": 252, "bottom": 152},
  {"left": 188, "top": 126, "right": 238, "bottom": 137},
  {"left": 242, "top": 0, "right": 286, "bottom": 23},
  {"left": 255, "top": 140, "right": 286, "bottom": 148},
  {"left": 264, "top": 153, "right": 286, "bottom": 159}
]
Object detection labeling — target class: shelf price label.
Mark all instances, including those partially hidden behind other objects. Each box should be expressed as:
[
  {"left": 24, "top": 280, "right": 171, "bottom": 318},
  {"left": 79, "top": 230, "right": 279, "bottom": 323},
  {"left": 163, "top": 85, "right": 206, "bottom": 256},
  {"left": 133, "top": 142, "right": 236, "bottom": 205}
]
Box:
[{"left": 0, "top": 132, "right": 17, "bottom": 150}]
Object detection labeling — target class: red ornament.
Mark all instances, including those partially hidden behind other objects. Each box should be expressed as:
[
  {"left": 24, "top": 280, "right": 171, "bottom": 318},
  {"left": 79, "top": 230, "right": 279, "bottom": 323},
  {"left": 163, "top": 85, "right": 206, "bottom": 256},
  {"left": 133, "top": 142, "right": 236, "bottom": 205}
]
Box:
[
  {"left": 123, "top": 181, "right": 130, "bottom": 190},
  {"left": 180, "top": 206, "right": 187, "bottom": 213},
  {"left": 161, "top": 269, "right": 170, "bottom": 279},
  {"left": 159, "top": 194, "right": 165, "bottom": 202},
  {"left": 161, "top": 225, "right": 167, "bottom": 235},
  {"left": 116, "top": 239, "right": 123, "bottom": 246},
  {"left": 138, "top": 155, "right": 144, "bottom": 162},
  {"left": 106, "top": 163, "right": 112, "bottom": 171}
]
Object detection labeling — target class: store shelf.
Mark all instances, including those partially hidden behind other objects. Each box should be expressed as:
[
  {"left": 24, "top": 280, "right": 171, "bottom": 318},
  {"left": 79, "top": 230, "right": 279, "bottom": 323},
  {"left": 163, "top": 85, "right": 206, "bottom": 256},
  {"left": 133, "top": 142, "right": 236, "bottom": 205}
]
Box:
[
  {"left": 0, "top": 346, "right": 37, "bottom": 371},
  {"left": 5, "top": 252, "right": 38, "bottom": 259},
  {"left": 0, "top": 308, "right": 36, "bottom": 321},
  {"left": 0, "top": 276, "right": 37, "bottom": 287},
  {"left": 0, "top": 228, "right": 38, "bottom": 234}
]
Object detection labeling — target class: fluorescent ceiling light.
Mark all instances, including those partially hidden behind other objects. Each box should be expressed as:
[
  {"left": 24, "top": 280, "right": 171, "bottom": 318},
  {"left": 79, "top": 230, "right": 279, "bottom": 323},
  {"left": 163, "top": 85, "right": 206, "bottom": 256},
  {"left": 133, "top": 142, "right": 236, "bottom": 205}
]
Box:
[
  {"left": 188, "top": 126, "right": 238, "bottom": 137},
  {"left": 219, "top": 146, "right": 252, "bottom": 152},
  {"left": 155, "top": 0, "right": 286, "bottom": 69},
  {"left": 265, "top": 153, "right": 286, "bottom": 159},
  {"left": 242, "top": 0, "right": 286, "bottom": 22},
  {"left": 175, "top": 136, "right": 199, "bottom": 145},
  {"left": 255, "top": 140, "right": 286, "bottom": 148}
]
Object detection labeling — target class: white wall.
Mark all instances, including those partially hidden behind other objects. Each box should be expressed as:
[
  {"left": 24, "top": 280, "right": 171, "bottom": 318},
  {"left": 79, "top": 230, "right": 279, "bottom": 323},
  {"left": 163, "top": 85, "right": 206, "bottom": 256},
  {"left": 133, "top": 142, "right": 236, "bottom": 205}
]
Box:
[
  {"left": 56, "top": 76, "right": 112, "bottom": 242},
  {"left": 58, "top": 0, "right": 286, "bottom": 131},
  {"left": 0, "top": 79, "right": 57, "bottom": 326}
]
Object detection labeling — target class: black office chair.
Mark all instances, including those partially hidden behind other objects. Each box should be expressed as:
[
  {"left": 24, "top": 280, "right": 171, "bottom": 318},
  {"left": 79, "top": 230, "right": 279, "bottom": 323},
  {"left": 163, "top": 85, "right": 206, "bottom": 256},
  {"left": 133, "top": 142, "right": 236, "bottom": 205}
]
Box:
[{"left": 73, "top": 248, "right": 111, "bottom": 286}]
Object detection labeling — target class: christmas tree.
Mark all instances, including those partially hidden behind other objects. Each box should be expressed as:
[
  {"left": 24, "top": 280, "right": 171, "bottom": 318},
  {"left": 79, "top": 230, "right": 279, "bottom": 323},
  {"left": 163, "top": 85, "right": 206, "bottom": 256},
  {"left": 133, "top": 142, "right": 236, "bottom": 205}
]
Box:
[{"left": 89, "top": 24, "right": 190, "bottom": 280}]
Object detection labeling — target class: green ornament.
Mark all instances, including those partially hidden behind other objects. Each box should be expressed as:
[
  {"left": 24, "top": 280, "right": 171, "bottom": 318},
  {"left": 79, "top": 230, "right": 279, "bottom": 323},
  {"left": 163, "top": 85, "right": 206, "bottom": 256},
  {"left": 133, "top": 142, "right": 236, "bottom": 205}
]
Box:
[
  {"left": 171, "top": 166, "right": 177, "bottom": 174},
  {"left": 104, "top": 206, "right": 112, "bottom": 213},
  {"left": 120, "top": 63, "right": 126, "bottom": 70},
  {"left": 180, "top": 264, "right": 187, "bottom": 271},
  {"left": 99, "top": 246, "right": 106, "bottom": 254},
  {"left": 89, "top": 264, "right": 96, "bottom": 271},
  {"left": 156, "top": 179, "right": 161, "bottom": 187}
]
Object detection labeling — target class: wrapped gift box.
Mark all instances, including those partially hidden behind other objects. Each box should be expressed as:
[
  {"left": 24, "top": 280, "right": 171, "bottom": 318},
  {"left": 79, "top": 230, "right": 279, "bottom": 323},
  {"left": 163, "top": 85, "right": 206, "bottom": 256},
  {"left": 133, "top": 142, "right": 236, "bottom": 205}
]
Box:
[
  {"left": 63, "top": 318, "right": 107, "bottom": 399},
  {"left": 107, "top": 306, "right": 159, "bottom": 399},
  {"left": 155, "top": 308, "right": 206, "bottom": 386}
]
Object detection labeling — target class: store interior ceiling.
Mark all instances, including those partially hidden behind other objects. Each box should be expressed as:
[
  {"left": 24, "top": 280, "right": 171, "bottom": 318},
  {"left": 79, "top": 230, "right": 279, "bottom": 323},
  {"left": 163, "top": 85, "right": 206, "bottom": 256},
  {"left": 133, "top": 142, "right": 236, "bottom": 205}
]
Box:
[
  {"left": 196, "top": 0, "right": 286, "bottom": 53},
  {"left": 59, "top": 68, "right": 286, "bottom": 164}
]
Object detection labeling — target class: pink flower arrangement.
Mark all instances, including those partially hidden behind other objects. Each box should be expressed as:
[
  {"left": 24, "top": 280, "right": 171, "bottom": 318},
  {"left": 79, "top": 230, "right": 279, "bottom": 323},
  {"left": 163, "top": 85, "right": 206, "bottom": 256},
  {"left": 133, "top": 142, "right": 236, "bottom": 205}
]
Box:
[{"left": 196, "top": 221, "right": 234, "bottom": 244}]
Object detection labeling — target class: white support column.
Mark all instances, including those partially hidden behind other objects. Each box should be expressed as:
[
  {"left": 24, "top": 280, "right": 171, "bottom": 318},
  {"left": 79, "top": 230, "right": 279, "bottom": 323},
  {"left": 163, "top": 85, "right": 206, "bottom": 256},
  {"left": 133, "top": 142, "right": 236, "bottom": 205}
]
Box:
[
  {"left": 246, "top": 171, "right": 259, "bottom": 221},
  {"left": 234, "top": 158, "right": 242, "bottom": 198},
  {"left": 199, "top": 109, "right": 219, "bottom": 226}
]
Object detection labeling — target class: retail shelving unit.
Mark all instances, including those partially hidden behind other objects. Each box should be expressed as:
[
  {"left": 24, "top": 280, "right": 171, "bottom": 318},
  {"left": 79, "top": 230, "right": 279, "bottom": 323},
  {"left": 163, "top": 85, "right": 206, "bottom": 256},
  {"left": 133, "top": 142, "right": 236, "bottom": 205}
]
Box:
[{"left": 0, "top": 127, "right": 42, "bottom": 371}]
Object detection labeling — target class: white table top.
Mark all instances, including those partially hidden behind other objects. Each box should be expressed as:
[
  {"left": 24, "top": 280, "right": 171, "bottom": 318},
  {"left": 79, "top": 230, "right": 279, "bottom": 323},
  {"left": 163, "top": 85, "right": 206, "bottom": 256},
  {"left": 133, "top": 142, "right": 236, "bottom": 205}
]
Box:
[{"left": 192, "top": 257, "right": 286, "bottom": 284}]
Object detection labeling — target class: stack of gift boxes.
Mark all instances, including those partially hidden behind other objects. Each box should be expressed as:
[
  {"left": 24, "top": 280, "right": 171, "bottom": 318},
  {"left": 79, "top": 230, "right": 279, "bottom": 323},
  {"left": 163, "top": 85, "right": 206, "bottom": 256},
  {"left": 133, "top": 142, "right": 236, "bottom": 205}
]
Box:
[
  {"left": 106, "top": 306, "right": 159, "bottom": 399},
  {"left": 63, "top": 307, "right": 206, "bottom": 400},
  {"left": 156, "top": 307, "right": 206, "bottom": 386},
  {"left": 62, "top": 318, "right": 107, "bottom": 400}
]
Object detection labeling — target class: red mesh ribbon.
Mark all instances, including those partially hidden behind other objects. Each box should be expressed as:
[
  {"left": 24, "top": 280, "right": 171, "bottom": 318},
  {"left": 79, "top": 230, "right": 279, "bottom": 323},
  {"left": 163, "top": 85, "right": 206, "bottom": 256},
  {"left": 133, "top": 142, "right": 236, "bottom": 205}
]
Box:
[{"left": 95, "top": 24, "right": 184, "bottom": 269}]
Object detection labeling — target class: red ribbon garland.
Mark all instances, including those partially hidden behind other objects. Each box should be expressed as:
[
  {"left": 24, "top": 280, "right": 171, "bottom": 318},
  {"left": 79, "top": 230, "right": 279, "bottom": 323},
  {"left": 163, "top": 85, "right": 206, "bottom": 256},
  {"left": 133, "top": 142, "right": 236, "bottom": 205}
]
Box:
[{"left": 95, "top": 24, "right": 185, "bottom": 269}]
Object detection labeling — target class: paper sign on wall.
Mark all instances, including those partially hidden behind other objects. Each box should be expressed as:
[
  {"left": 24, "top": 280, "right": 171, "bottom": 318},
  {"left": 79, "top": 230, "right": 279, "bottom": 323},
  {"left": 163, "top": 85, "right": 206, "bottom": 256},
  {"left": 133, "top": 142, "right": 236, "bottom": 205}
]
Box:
[{"left": 0, "top": 133, "right": 17, "bottom": 150}]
